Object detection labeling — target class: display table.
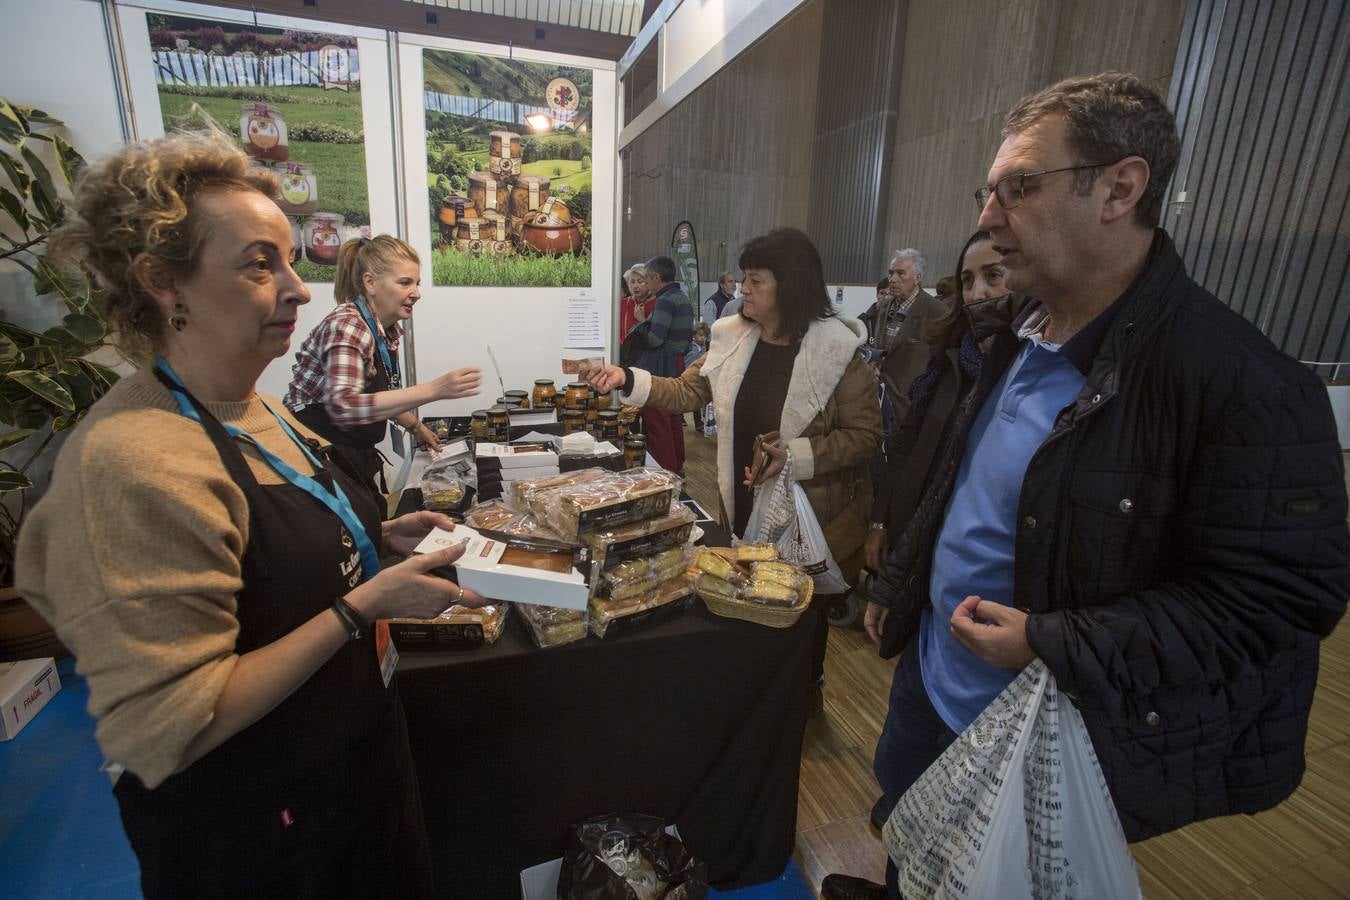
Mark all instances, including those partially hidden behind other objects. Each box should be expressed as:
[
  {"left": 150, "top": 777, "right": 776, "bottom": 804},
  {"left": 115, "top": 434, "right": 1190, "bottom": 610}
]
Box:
[{"left": 396, "top": 602, "right": 814, "bottom": 897}]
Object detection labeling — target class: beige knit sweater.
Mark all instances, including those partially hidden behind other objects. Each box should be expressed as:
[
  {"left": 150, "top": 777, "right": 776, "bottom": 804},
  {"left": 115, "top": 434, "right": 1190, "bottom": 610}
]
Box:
[{"left": 16, "top": 366, "right": 329, "bottom": 788}]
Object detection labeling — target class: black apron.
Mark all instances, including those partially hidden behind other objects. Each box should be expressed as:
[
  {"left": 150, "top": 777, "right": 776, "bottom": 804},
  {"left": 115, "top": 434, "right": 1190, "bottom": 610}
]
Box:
[
  {"left": 113, "top": 380, "right": 432, "bottom": 899},
  {"left": 293, "top": 314, "right": 398, "bottom": 502}
]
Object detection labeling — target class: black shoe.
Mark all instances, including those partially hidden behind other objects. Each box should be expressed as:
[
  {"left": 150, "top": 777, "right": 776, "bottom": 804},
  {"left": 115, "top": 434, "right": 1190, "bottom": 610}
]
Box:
[
  {"left": 821, "top": 873, "right": 887, "bottom": 900},
  {"left": 869, "top": 794, "right": 889, "bottom": 834}
]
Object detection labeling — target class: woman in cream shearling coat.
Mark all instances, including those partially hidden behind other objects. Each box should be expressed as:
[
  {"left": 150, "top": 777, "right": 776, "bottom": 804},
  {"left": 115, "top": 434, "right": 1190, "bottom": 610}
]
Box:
[{"left": 588, "top": 229, "right": 882, "bottom": 684}]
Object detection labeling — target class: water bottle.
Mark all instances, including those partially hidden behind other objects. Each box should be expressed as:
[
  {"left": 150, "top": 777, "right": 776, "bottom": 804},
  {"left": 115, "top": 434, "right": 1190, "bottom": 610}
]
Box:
[{"left": 835, "top": 287, "right": 844, "bottom": 308}]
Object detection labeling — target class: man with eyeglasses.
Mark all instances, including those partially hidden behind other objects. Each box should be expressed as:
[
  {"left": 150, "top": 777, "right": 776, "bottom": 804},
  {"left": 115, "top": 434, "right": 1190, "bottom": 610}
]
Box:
[{"left": 823, "top": 72, "right": 1347, "bottom": 900}]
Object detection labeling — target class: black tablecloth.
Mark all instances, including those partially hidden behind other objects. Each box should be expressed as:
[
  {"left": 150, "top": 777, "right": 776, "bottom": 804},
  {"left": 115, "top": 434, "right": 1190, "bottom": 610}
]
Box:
[
  {"left": 396, "top": 605, "right": 814, "bottom": 897},
  {"left": 391, "top": 486, "right": 809, "bottom": 895}
]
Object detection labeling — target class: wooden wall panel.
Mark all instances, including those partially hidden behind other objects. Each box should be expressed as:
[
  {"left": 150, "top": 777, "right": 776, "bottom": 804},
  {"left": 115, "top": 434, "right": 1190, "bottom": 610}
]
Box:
[
  {"left": 882, "top": 0, "right": 1186, "bottom": 285},
  {"left": 619, "top": 0, "right": 824, "bottom": 277}
]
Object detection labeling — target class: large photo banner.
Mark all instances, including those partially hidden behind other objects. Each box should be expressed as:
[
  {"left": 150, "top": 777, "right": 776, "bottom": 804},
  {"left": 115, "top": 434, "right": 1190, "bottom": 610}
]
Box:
[
  {"left": 148, "top": 13, "right": 372, "bottom": 283},
  {"left": 423, "top": 49, "right": 594, "bottom": 287}
]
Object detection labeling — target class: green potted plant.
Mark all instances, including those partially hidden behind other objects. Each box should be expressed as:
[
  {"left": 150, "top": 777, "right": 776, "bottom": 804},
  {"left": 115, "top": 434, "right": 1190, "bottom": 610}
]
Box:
[{"left": 0, "top": 97, "right": 121, "bottom": 657}]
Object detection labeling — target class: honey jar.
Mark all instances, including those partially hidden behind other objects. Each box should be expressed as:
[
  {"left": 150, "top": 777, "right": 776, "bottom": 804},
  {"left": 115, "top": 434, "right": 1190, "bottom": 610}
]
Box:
[
  {"left": 470, "top": 409, "right": 489, "bottom": 441},
  {"left": 597, "top": 410, "right": 620, "bottom": 443},
  {"left": 532, "top": 379, "right": 557, "bottom": 410},
  {"left": 496, "top": 395, "right": 524, "bottom": 410},
  {"left": 486, "top": 406, "right": 511, "bottom": 442},
  {"left": 623, "top": 435, "right": 648, "bottom": 470},
  {"left": 561, "top": 410, "right": 586, "bottom": 435},
  {"left": 564, "top": 382, "right": 590, "bottom": 412},
  {"left": 505, "top": 389, "right": 530, "bottom": 408}
]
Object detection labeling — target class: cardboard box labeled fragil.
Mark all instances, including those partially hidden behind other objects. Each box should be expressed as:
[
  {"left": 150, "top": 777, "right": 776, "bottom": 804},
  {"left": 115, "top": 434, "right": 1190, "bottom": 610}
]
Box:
[
  {"left": 1, "top": 657, "right": 61, "bottom": 741},
  {"left": 414, "top": 524, "right": 589, "bottom": 610}
]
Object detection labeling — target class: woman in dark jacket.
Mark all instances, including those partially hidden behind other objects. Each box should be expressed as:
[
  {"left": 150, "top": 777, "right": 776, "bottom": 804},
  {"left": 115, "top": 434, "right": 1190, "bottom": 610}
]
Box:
[{"left": 863, "top": 231, "right": 1022, "bottom": 582}]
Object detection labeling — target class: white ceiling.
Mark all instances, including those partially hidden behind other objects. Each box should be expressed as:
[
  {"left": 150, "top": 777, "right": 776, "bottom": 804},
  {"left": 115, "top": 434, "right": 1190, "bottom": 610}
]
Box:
[{"left": 403, "top": 0, "right": 647, "bottom": 37}]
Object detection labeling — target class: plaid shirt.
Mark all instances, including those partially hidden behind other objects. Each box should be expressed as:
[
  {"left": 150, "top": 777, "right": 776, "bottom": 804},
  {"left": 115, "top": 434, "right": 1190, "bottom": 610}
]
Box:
[{"left": 283, "top": 303, "right": 402, "bottom": 427}]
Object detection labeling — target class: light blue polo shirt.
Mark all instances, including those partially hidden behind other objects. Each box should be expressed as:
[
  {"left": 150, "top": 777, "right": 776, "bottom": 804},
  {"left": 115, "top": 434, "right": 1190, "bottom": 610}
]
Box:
[{"left": 919, "top": 326, "right": 1087, "bottom": 733}]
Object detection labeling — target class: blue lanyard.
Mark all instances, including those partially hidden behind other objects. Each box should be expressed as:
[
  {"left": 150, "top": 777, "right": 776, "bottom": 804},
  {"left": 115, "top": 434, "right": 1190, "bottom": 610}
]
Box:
[
  {"left": 154, "top": 358, "right": 382, "bottom": 580},
  {"left": 354, "top": 297, "right": 399, "bottom": 387}
]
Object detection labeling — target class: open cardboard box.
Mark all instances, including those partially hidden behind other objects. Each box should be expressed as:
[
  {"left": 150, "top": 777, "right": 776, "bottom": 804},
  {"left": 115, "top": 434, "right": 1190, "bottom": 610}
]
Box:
[{"left": 413, "top": 524, "right": 589, "bottom": 610}]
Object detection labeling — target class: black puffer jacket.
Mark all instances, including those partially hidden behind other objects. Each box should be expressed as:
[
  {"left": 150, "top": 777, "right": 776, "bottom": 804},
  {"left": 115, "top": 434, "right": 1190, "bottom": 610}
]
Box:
[{"left": 871, "top": 232, "right": 1349, "bottom": 841}]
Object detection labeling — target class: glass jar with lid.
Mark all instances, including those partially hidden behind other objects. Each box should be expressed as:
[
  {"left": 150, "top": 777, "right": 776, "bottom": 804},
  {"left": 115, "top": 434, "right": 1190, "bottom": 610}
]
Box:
[
  {"left": 496, "top": 395, "right": 524, "bottom": 410},
  {"left": 532, "top": 379, "right": 557, "bottom": 410},
  {"left": 564, "top": 382, "right": 590, "bottom": 412},
  {"left": 623, "top": 435, "right": 648, "bottom": 470},
  {"left": 505, "top": 389, "right": 529, "bottom": 408},
  {"left": 597, "top": 409, "right": 621, "bottom": 443},
  {"left": 560, "top": 410, "right": 586, "bottom": 435},
  {"left": 486, "top": 406, "right": 511, "bottom": 442},
  {"left": 470, "top": 410, "right": 489, "bottom": 441}
]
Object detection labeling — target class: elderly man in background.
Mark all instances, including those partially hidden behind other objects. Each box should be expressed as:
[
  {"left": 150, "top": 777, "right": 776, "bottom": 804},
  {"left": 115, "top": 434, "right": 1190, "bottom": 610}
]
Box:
[
  {"left": 823, "top": 71, "right": 1348, "bottom": 900},
  {"left": 860, "top": 250, "right": 948, "bottom": 576},
  {"left": 702, "top": 271, "right": 737, "bottom": 322}
]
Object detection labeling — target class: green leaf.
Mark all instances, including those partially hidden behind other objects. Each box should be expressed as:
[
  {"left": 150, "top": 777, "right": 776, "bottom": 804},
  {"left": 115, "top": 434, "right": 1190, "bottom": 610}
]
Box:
[
  {"left": 0, "top": 428, "right": 36, "bottom": 451},
  {"left": 0, "top": 470, "right": 34, "bottom": 493},
  {"left": 0, "top": 334, "right": 17, "bottom": 368},
  {"left": 61, "top": 313, "right": 104, "bottom": 344},
  {"left": 20, "top": 145, "right": 59, "bottom": 223},
  {"left": 78, "top": 359, "right": 120, "bottom": 391},
  {"left": 15, "top": 105, "right": 61, "bottom": 127},
  {"left": 5, "top": 369, "right": 74, "bottom": 410},
  {"left": 0, "top": 149, "right": 29, "bottom": 196},
  {"left": 0, "top": 99, "right": 28, "bottom": 145},
  {"left": 0, "top": 185, "right": 29, "bottom": 232},
  {"left": 52, "top": 136, "right": 84, "bottom": 187},
  {"left": 51, "top": 414, "right": 77, "bottom": 432}
]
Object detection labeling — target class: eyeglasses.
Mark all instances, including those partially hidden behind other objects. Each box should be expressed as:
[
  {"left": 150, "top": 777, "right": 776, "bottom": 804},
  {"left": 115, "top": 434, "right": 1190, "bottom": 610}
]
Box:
[{"left": 974, "top": 163, "right": 1114, "bottom": 211}]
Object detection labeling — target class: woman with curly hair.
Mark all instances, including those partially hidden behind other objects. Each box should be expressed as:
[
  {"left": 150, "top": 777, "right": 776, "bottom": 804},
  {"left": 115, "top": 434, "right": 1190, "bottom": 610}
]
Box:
[{"left": 17, "top": 132, "right": 486, "bottom": 898}]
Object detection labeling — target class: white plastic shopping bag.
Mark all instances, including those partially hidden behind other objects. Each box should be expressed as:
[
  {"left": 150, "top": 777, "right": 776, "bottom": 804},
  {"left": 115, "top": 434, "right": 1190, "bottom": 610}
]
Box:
[
  {"left": 883, "top": 661, "right": 1142, "bottom": 900},
  {"left": 742, "top": 454, "right": 850, "bottom": 595}
]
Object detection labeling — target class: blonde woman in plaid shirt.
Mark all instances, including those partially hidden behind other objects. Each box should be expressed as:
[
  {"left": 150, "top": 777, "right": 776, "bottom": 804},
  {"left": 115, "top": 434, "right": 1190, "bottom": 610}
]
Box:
[{"left": 284, "top": 236, "right": 480, "bottom": 497}]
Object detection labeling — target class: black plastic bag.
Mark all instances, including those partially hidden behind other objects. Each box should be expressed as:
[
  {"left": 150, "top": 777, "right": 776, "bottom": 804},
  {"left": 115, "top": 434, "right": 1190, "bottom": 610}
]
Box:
[{"left": 558, "top": 813, "right": 707, "bottom": 900}]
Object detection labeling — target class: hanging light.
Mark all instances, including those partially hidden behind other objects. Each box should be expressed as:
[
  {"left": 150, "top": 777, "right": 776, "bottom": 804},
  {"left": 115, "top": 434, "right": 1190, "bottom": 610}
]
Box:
[{"left": 525, "top": 113, "right": 553, "bottom": 132}]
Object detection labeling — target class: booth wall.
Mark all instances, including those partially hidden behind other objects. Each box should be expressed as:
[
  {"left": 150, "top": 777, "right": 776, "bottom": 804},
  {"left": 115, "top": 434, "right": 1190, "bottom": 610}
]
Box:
[
  {"left": 881, "top": 0, "right": 1187, "bottom": 283},
  {"left": 661, "top": 0, "right": 778, "bottom": 90},
  {"left": 619, "top": 0, "right": 823, "bottom": 274}
]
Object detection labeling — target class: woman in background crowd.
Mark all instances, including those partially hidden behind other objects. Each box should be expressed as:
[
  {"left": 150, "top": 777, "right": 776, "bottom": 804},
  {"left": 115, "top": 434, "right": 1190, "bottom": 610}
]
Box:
[
  {"left": 864, "top": 230, "right": 1020, "bottom": 582},
  {"left": 284, "top": 235, "right": 481, "bottom": 499},
  {"left": 18, "top": 132, "right": 487, "bottom": 898},
  {"left": 585, "top": 228, "right": 882, "bottom": 695},
  {"left": 618, "top": 263, "right": 654, "bottom": 338}
]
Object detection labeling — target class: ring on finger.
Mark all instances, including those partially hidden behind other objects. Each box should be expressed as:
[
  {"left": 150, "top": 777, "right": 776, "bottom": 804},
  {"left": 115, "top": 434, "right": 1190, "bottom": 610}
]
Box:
[{"left": 456, "top": 583, "right": 465, "bottom": 604}]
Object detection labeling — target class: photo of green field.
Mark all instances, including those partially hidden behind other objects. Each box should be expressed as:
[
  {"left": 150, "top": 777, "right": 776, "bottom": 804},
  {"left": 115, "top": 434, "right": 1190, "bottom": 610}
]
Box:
[
  {"left": 423, "top": 49, "right": 594, "bottom": 287},
  {"left": 149, "top": 14, "right": 370, "bottom": 284}
]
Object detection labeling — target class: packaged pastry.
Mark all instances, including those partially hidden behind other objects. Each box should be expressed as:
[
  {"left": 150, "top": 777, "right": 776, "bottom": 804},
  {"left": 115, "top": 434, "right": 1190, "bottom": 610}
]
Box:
[
  {"left": 387, "top": 603, "right": 511, "bottom": 650},
  {"left": 518, "top": 603, "right": 588, "bottom": 648},
  {"left": 581, "top": 505, "right": 696, "bottom": 589},
  {"left": 751, "top": 560, "right": 809, "bottom": 592},
  {"left": 602, "top": 546, "right": 691, "bottom": 601},
  {"left": 462, "top": 500, "right": 571, "bottom": 545},
  {"left": 729, "top": 541, "right": 777, "bottom": 562},
  {"left": 693, "top": 547, "right": 747, "bottom": 584},
  {"left": 589, "top": 574, "right": 695, "bottom": 639},
  {"left": 694, "top": 572, "right": 742, "bottom": 602},
  {"left": 742, "top": 578, "right": 800, "bottom": 606},
  {"left": 514, "top": 468, "right": 682, "bottom": 540}
]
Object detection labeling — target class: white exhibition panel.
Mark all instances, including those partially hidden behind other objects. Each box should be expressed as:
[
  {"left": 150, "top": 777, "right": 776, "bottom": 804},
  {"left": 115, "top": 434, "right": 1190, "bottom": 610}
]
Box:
[
  {"left": 0, "top": 0, "right": 126, "bottom": 160},
  {"left": 116, "top": 2, "right": 401, "bottom": 402},
  {"left": 617, "top": 0, "right": 806, "bottom": 149},
  {"left": 397, "top": 33, "right": 618, "bottom": 419},
  {"left": 661, "top": 0, "right": 766, "bottom": 92}
]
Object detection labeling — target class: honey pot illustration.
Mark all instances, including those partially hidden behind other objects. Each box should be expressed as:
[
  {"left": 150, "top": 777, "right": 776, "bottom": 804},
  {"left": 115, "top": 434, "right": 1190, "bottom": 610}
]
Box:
[{"left": 240, "top": 103, "right": 289, "bottom": 162}]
